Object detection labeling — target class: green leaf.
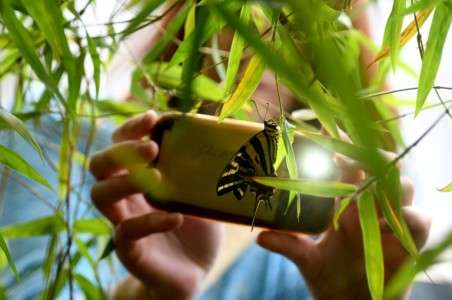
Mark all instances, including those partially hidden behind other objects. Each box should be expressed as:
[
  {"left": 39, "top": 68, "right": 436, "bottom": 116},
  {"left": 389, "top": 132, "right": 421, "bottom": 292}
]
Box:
[
  {"left": 223, "top": 4, "right": 250, "bottom": 95},
  {"left": 0, "top": 0, "right": 65, "bottom": 109},
  {"left": 0, "top": 145, "right": 51, "bottom": 189},
  {"left": 0, "top": 233, "right": 19, "bottom": 280},
  {"left": 416, "top": 3, "right": 452, "bottom": 115},
  {"left": 219, "top": 55, "right": 266, "bottom": 120},
  {"left": 357, "top": 191, "right": 384, "bottom": 300},
  {"left": 281, "top": 119, "right": 300, "bottom": 217},
  {"left": 252, "top": 177, "right": 356, "bottom": 197},
  {"left": 382, "top": 0, "right": 405, "bottom": 68},
  {"left": 21, "top": 0, "right": 71, "bottom": 58},
  {"left": 0, "top": 49, "right": 20, "bottom": 78},
  {"left": 0, "top": 107, "right": 44, "bottom": 158},
  {"left": 438, "top": 182, "right": 452, "bottom": 192},
  {"left": 138, "top": 63, "right": 224, "bottom": 102},
  {"left": 180, "top": 5, "right": 209, "bottom": 112},
  {"left": 122, "top": 0, "right": 165, "bottom": 38},
  {"left": 333, "top": 196, "right": 352, "bottom": 230},
  {"left": 99, "top": 238, "right": 115, "bottom": 261},
  {"left": 74, "top": 218, "right": 112, "bottom": 235},
  {"left": 386, "top": 232, "right": 452, "bottom": 299},
  {"left": 86, "top": 34, "right": 101, "bottom": 99},
  {"left": 0, "top": 215, "right": 65, "bottom": 238},
  {"left": 143, "top": 4, "right": 189, "bottom": 64},
  {"left": 74, "top": 273, "right": 103, "bottom": 300}
]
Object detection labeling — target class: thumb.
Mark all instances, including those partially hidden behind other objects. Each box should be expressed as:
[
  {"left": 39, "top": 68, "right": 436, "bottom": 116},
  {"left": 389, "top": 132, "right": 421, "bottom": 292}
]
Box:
[{"left": 257, "top": 231, "right": 316, "bottom": 271}]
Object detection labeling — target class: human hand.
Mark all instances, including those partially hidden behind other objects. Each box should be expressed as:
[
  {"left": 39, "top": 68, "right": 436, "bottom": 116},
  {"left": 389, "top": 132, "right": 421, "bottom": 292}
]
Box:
[
  {"left": 89, "top": 111, "right": 223, "bottom": 299},
  {"left": 257, "top": 154, "right": 431, "bottom": 300}
]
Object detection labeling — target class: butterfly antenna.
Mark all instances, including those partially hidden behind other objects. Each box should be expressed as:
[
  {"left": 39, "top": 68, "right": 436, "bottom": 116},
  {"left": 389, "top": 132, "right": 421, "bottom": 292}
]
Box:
[
  {"left": 251, "top": 199, "right": 264, "bottom": 232},
  {"left": 250, "top": 99, "right": 264, "bottom": 121}
]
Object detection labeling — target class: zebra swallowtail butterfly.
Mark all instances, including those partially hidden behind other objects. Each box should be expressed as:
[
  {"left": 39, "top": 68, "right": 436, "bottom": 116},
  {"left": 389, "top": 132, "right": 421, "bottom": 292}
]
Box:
[{"left": 216, "top": 119, "right": 280, "bottom": 214}]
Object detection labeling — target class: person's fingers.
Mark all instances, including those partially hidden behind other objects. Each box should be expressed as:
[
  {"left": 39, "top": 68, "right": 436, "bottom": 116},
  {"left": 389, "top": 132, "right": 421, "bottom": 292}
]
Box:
[
  {"left": 257, "top": 231, "right": 316, "bottom": 269},
  {"left": 115, "top": 212, "right": 183, "bottom": 243},
  {"left": 401, "top": 176, "right": 414, "bottom": 206},
  {"left": 380, "top": 207, "right": 431, "bottom": 249},
  {"left": 112, "top": 110, "right": 158, "bottom": 143},
  {"left": 91, "top": 168, "right": 162, "bottom": 211},
  {"left": 89, "top": 140, "right": 158, "bottom": 179},
  {"left": 335, "top": 153, "right": 365, "bottom": 184}
]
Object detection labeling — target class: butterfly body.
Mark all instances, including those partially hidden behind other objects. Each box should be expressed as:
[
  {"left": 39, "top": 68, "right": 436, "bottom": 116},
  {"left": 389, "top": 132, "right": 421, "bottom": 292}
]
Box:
[{"left": 216, "top": 119, "right": 280, "bottom": 210}]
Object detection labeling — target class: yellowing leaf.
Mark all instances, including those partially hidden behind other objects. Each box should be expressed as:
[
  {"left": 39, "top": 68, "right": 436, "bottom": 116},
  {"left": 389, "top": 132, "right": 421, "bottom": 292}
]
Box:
[
  {"left": 333, "top": 196, "right": 352, "bottom": 230},
  {"left": 438, "top": 182, "right": 452, "bottom": 192},
  {"left": 369, "top": 8, "right": 433, "bottom": 67},
  {"left": 219, "top": 55, "right": 266, "bottom": 120}
]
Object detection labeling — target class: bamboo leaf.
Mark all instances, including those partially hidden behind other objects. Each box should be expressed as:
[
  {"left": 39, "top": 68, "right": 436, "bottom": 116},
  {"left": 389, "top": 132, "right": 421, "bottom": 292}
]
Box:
[
  {"left": 370, "top": 8, "right": 433, "bottom": 67},
  {"left": 122, "top": 0, "right": 165, "bottom": 38},
  {"left": 0, "top": 233, "right": 19, "bottom": 280},
  {"left": 21, "top": 0, "right": 70, "bottom": 58},
  {"left": 382, "top": 0, "right": 405, "bottom": 68},
  {"left": 74, "top": 273, "right": 102, "bottom": 300},
  {"left": 223, "top": 4, "right": 250, "bottom": 95},
  {"left": 143, "top": 4, "right": 189, "bottom": 64},
  {"left": 0, "top": 107, "right": 44, "bottom": 158},
  {"left": 281, "top": 119, "right": 300, "bottom": 217},
  {"left": 99, "top": 238, "right": 115, "bottom": 261},
  {"left": 0, "top": 215, "right": 65, "bottom": 238},
  {"left": 358, "top": 191, "right": 384, "bottom": 300},
  {"left": 333, "top": 196, "right": 352, "bottom": 230},
  {"left": 416, "top": 3, "right": 452, "bottom": 115},
  {"left": 86, "top": 33, "right": 101, "bottom": 99},
  {"left": 0, "top": 0, "right": 65, "bottom": 108},
  {"left": 219, "top": 55, "right": 266, "bottom": 120},
  {"left": 0, "top": 145, "right": 51, "bottom": 189},
  {"left": 438, "top": 182, "right": 452, "bottom": 192},
  {"left": 74, "top": 218, "right": 111, "bottom": 235},
  {"left": 139, "top": 63, "right": 224, "bottom": 102},
  {"left": 386, "top": 232, "right": 452, "bottom": 299},
  {"left": 252, "top": 177, "right": 356, "bottom": 197},
  {"left": 180, "top": 5, "right": 209, "bottom": 112}
]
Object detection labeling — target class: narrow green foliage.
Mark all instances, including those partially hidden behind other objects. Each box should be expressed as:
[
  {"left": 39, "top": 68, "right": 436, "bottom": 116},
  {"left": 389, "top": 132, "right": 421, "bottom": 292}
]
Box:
[
  {"left": 143, "top": 4, "right": 189, "bottom": 64},
  {"left": 74, "top": 273, "right": 103, "bottom": 300},
  {"left": 252, "top": 177, "right": 356, "bottom": 197},
  {"left": 21, "top": 0, "right": 71, "bottom": 58},
  {"left": 386, "top": 232, "right": 452, "bottom": 299},
  {"left": 0, "top": 215, "right": 65, "bottom": 238},
  {"left": 333, "top": 196, "right": 352, "bottom": 230},
  {"left": 0, "top": 108, "right": 44, "bottom": 158},
  {"left": 219, "top": 55, "right": 266, "bottom": 120},
  {"left": 0, "top": 233, "right": 19, "bottom": 280},
  {"left": 281, "top": 119, "right": 300, "bottom": 217},
  {"left": 223, "top": 4, "right": 250, "bottom": 95},
  {"left": 136, "top": 63, "right": 224, "bottom": 102},
  {"left": 358, "top": 191, "right": 384, "bottom": 300},
  {"left": 99, "top": 238, "right": 115, "bottom": 261},
  {"left": 0, "top": 145, "right": 51, "bottom": 189},
  {"left": 86, "top": 34, "right": 101, "bottom": 99},
  {"left": 0, "top": 49, "right": 20, "bottom": 78},
  {"left": 74, "top": 219, "right": 112, "bottom": 235},
  {"left": 0, "top": 0, "right": 64, "bottom": 107},
  {"left": 382, "top": 0, "right": 406, "bottom": 68},
  {"left": 122, "top": 0, "right": 165, "bottom": 38},
  {"left": 180, "top": 6, "right": 209, "bottom": 112},
  {"left": 416, "top": 3, "right": 452, "bottom": 115},
  {"left": 438, "top": 182, "right": 452, "bottom": 192}
]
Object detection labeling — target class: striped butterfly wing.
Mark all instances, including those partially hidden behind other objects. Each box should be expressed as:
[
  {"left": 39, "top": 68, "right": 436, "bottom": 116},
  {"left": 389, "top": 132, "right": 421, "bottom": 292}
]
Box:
[{"left": 217, "top": 125, "right": 278, "bottom": 201}]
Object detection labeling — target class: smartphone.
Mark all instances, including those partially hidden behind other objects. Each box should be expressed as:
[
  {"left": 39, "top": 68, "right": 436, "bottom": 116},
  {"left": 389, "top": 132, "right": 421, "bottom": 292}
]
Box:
[{"left": 146, "top": 112, "right": 338, "bottom": 233}]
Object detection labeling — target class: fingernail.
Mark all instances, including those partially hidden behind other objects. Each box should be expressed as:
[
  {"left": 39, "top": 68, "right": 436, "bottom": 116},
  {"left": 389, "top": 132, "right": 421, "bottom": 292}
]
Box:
[{"left": 138, "top": 141, "right": 158, "bottom": 158}]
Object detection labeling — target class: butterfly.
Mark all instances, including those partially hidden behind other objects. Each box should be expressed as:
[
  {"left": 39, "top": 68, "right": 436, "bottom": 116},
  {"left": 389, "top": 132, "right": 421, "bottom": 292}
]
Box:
[{"left": 216, "top": 119, "right": 280, "bottom": 213}]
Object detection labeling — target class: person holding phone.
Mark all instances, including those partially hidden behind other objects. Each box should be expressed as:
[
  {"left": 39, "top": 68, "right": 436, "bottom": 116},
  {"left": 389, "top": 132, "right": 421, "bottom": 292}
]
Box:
[{"left": 89, "top": 111, "right": 430, "bottom": 299}]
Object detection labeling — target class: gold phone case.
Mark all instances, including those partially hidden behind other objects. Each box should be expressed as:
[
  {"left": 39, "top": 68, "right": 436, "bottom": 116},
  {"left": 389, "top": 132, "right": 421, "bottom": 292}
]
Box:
[{"left": 146, "top": 112, "right": 336, "bottom": 233}]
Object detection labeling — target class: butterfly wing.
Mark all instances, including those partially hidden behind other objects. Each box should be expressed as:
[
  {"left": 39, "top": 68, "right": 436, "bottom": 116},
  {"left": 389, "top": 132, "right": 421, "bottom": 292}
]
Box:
[{"left": 217, "top": 128, "right": 278, "bottom": 200}]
